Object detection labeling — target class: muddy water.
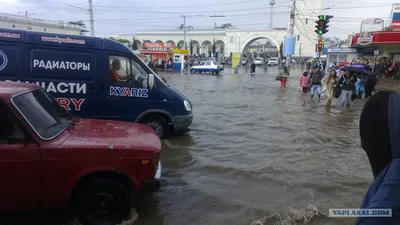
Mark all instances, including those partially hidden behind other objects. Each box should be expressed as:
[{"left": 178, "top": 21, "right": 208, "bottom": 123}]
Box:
[
  {"left": 136, "top": 67, "right": 381, "bottom": 225},
  {"left": 2, "top": 67, "right": 399, "bottom": 225}
]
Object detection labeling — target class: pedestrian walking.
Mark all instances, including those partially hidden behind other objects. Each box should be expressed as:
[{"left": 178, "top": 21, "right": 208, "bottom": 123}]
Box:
[
  {"left": 308, "top": 66, "right": 324, "bottom": 100},
  {"left": 322, "top": 69, "right": 338, "bottom": 107},
  {"left": 338, "top": 71, "right": 357, "bottom": 107},
  {"left": 298, "top": 71, "right": 309, "bottom": 93}
]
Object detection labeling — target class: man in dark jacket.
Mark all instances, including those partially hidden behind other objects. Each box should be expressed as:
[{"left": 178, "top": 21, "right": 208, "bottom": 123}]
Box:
[{"left": 308, "top": 66, "right": 324, "bottom": 100}]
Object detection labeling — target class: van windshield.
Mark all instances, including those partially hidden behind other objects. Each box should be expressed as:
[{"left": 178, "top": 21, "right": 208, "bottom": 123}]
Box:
[{"left": 12, "top": 89, "right": 73, "bottom": 140}]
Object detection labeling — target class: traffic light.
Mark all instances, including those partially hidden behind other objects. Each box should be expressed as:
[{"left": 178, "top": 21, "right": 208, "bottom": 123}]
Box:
[
  {"left": 315, "top": 15, "right": 334, "bottom": 35},
  {"left": 322, "top": 15, "right": 334, "bottom": 34},
  {"left": 318, "top": 39, "right": 323, "bottom": 52},
  {"left": 315, "top": 15, "right": 324, "bottom": 35}
]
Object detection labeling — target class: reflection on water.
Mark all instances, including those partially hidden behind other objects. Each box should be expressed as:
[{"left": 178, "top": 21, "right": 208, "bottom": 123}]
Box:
[{"left": 3, "top": 68, "right": 399, "bottom": 225}]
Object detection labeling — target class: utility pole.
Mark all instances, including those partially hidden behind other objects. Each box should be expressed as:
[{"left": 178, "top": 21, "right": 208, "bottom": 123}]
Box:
[
  {"left": 88, "top": 0, "right": 95, "bottom": 36},
  {"left": 269, "top": 0, "right": 275, "bottom": 29},
  {"left": 25, "top": 11, "right": 29, "bottom": 30},
  {"left": 183, "top": 15, "right": 187, "bottom": 49},
  {"left": 286, "top": 0, "right": 296, "bottom": 70}
]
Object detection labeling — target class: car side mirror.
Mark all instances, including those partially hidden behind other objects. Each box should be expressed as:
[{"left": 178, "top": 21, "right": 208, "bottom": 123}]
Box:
[{"left": 148, "top": 74, "right": 155, "bottom": 90}]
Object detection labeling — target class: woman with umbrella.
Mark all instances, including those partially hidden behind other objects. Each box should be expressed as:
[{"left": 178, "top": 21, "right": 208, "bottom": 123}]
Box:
[{"left": 338, "top": 66, "right": 367, "bottom": 107}]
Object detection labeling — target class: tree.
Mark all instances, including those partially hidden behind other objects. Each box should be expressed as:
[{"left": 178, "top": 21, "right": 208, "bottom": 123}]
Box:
[
  {"left": 279, "top": 41, "right": 283, "bottom": 58},
  {"left": 212, "top": 38, "right": 216, "bottom": 55},
  {"left": 384, "top": 26, "right": 393, "bottom": 31},
  {"left": 132, "top": 38, "right": 138, "bottom": 50},
  {"left": 109, "top": 37, "right": 131, "bottom": 46}
]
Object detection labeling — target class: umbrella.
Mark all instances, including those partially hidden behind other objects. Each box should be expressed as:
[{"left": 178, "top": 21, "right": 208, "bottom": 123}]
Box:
[
  {"left": 340, "top": 66, "right": 369, "bottom": 75},
  {"left": 338, "top": 61, "right": 350, "bottom": 67},
  {"left": 351, "top": 64, "right": 366, "bottom": 69}
]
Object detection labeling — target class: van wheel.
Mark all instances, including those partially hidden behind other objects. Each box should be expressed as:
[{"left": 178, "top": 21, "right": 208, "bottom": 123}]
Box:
[
  {"left": 74, "top": 179, "right": 133, "bottom": 225},
  {"left": 143, "top": 115, "right": 169, "bottom": 139}
]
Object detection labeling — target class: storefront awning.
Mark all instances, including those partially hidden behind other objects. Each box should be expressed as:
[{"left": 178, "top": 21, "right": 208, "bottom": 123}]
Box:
[
  {"left": 351, "top": 31, "right": 400, "bottom": 46},
  {"left": 140, "top": 50, "right": 171, "bottom": 54}
]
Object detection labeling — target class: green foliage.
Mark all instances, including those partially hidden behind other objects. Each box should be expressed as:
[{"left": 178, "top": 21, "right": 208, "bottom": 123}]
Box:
[
  {"left": 131, "top": 38, "right": 138, "bottom": 50},
  {"left": 109, "top": 37, "right": 131, "bottom": 45},
  {"left": 279, "top": 42, "right": 283, "bottom": 58}
]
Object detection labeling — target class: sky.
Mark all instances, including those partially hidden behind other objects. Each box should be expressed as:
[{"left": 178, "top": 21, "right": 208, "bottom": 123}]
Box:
[{"left": 0, "top": 0, "right": 398, "bottom": 39}]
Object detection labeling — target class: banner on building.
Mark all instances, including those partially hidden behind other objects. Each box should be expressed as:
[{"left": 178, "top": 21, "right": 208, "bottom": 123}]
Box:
[
  {"left": 232, "top": 53, "right": 241, "bottom": 68},
  {"left": 391, "top": 3, "right": 400, "bottom": 29},
  {"left": 144, "top": 42, "right": 175, "bottom": 49},
  {"left": 283, "top": 36, "right": 296, "bottom": 56}
]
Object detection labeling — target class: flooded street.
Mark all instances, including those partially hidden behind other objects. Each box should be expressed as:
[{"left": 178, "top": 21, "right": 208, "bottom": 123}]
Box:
[
  {"left": 2, "top": 66, "right": 398, "bottom": 225},
  {"left": 136, "top": 66, "right": 373, "bottom": 225}
]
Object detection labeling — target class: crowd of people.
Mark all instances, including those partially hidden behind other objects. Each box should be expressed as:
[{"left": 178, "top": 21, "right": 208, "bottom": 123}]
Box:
[{"left": 293, "top": 64, "right": 378, "bottom": 108}]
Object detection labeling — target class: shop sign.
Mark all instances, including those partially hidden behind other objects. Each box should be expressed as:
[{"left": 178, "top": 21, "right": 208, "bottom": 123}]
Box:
[
  {"left": 172, "top": 49, "right": 189, "bottom": 54},
  {"left": 144, "top": 42, "right": 164, "bottom": 48},
  {"left": 357, "top": 32, "right": 373, "bottom": 46}
]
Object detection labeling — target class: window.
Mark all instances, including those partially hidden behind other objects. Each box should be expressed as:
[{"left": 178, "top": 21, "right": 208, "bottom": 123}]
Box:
[
  {"left": 109, "top": 55, "right": 132, "bottom": 85},
  {"left": 131, "top": 60, "right": 148, "bottom": 88},
  {"left": 12, "top": 89, "right": 73, "bottom": 140},
  {"left": 205, "top": 62, "right": 211, "bottom": 66},
  {"left": 230, "top": 37, "right": 234, "bottom": 43},
  {"left": 0, "top": 103, "right": 26, "bottom": 143},
  {"left": 199, "top": 62, "right": 205, "bottom": 66}
]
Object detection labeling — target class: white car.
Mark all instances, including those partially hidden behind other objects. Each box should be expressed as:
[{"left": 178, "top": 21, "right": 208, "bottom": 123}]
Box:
[
  {"left": 268, "top": 57, "right": 279, "bottom": 66},
  {"left": 208, "top": 57, "right": 216, "bottom": 62},
  {"left": 190, "top": 61, "right": 224, "bottom": 75},
  {"left": 254, "top": 58, "right": 264, "bottom": 66}
]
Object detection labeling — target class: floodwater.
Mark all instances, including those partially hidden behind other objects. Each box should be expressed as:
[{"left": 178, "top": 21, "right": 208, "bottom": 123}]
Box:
[
  {"left": 2, "top": 66, "right": 397, "bottom": 225},
  {"left": 137, "top": 66, "right": 372, "bottom": 225}
]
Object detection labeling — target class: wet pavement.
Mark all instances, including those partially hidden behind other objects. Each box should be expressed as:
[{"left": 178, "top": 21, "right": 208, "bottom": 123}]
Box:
[{"left": 2, "top": 66, "right": 399, "bottom": 225}]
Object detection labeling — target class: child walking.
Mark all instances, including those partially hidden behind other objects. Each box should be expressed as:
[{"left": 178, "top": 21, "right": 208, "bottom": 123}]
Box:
[{"left": 298, "top": 71, "right": 309, "bottom": 93}]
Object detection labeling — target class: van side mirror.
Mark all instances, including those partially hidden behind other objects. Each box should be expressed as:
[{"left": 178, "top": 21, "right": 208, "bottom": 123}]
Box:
[{"left": 148, "top": 74, "right": 155, "bottom": 90}]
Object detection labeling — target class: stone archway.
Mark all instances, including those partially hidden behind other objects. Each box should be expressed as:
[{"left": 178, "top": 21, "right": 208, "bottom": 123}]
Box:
[
  {"left": 177, "top": 40, "right": 184, "bottom": 49},
  {"left": 241, "top": 36, "right": 279, "bottom": 59},
  {"left": 166, "top": 40, "right": 175, "bottom": 49},
  {"left": 143, "top": 40, "right": 152, "bottom": 49},
  {"left": 201, "top": 40, "right": 212, "bottom": 57},
  {"left": 190, "top": 40, "right": 200, "bottom": 55},
  {"left": 215, "top": 40, "right": 225, "bottom": 55}
]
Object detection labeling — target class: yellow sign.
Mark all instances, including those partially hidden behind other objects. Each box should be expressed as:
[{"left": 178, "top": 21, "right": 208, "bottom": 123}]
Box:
[
  {"left": 172, "top": 49, "right": 189, "bottom": 54},
  {"left": 232, "top": 53, "right": 241, "bottom": 68}
]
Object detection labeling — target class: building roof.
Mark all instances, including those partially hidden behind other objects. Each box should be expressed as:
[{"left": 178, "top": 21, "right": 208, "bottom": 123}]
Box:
[{"left": 0, "top": 13, "right": 82, "bottom": 32}]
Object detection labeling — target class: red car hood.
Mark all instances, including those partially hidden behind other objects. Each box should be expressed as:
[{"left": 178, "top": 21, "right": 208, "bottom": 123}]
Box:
[{"left": 61, "top": 118, "right": 161, "bottom": 151}]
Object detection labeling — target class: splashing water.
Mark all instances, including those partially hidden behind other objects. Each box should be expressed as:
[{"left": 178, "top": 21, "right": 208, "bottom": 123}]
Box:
[{"left": 251, "top": 204, "right": 325, "bottom": 225}]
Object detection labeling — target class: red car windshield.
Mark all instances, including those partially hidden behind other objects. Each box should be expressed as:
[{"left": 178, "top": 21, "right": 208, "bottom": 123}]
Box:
[{"left": 12, "top": 88, "right": 73, "bottom": 140}]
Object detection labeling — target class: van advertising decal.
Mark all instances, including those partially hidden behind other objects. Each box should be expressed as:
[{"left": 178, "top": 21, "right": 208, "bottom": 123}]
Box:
[
  {"left": 109, "top": 86, "right": 148, "bottom": 98},
  {"left": 0, "top": 32, "right": 21, "bottom": 39},
  {"left": 9, "top": 80, "right": 86, "bottom": 111},
  {"left": 31, "top": 50, "right": 93, "bottom": 80},
  {"left": 0, "top": 50, "right": 7, "bottom": 71},
  {"left": 33, "top": 60, "right": 90, "bottom": 71},
  {"left": 41, "top": 36, "right": 86, "bottom": 45}
]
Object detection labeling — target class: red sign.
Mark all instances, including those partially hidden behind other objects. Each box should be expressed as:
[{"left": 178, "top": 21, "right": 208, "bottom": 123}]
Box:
[
  {"left": 351, "top": 31, "right": 400, "bottom": 46},
  {"left": 144, "top": 42, "right": 164, "bottom": 48},
  {"left": 144, "top": 42, "right": 174, "bottom": 49},
  {"left": 165, "top": 42, "right": 174, "bottom": 48}
]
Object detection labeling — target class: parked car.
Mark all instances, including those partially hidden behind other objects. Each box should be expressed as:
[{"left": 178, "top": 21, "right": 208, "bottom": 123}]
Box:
[
  {"left": 190, "top": 61, "right": 224, "bottom": 75},
  {"left": 0, "top": 28, "right": 192, "bottom": 139},
  {"left": 0, "top": 81, "right": 161, "bottom": 225},
  {"left": 254, "top": 58, "right": 264, "bottom": 66},
  {"left": 268, "top": 57, "right": 279, "bottom": 66}
]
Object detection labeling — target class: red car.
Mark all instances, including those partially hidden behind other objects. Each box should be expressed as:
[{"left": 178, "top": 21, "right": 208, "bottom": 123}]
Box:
[{"left": 0, "top": 81, "right": 162, "bottom": 224}]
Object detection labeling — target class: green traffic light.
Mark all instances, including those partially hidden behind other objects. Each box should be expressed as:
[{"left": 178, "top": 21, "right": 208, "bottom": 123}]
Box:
[{"left": 318, "top": 30, "right": 323, "bottom": 34}]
